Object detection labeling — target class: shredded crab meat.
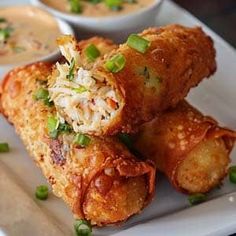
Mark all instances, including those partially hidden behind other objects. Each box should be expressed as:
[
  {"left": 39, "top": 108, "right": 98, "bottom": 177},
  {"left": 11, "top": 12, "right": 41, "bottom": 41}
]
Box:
[{"left": 48, "top": 35, "right": 121, "bottom": 134}]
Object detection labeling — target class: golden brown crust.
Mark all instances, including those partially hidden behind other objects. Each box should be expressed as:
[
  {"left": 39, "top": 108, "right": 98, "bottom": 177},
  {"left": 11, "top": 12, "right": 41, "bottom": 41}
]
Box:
[
  {"left": 0, "top": 62, "right": 155, "bottom": 226},
  {"left": 134, "top": 100, "right": 236, "bottom": 193},
  {"left": 93, "top": 24, "right": 216, "bottom": 135}
]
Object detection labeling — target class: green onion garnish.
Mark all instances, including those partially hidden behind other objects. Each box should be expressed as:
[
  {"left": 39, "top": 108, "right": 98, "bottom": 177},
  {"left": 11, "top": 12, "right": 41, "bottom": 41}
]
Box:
[
  {"left": 127, "top": 34, "right": 151, "bottom": 54},
  {"left": 74, "top": 219, "right": 92, "bottom": 236},
  {"left": 35, "top": 185, "right": 49, "bottom": 200},
  {"left": 74, "top": 133, "right": 91, "bottom": 147},
  {"left": 105, "top": 0, "right": 123, "bottom": 10},
  {"left": 67, "top": 58, "right": 76, "bottom": 81},
  {"left": 0, "top": 143, "right": 10, "bottom": 153},
  {"left": 34, "top": 88, "right": 53, "bottom": 107},
  {"left": 34, "top": 88, "right": 49, "bottom": 101},
  {"left": 0, "top": 27, "right": 12, "bottom": 42},
  {"left": 105, "top": 54, "right": 126, "bottom": 73},
  {"left": 188, "top": 193, "right": 207, "bottom": 205},
  {"left": 88, "top": 0, "right": 102, "bottom": 4},
  {"left": 85, "top": 44, "right": 100, "bottom": 62},
  {"left": 47, "top": 116, "right": 59, "bottom": 135},
  {"left": 0, "top": 18, "right": 6, "bottom": 23},
  {"left": 229, "top": 166, "right": 236, "bottom": 184},
  {"left": 69, "top": 0, "right": 82, "bottom": 14},
  {"left": 58, "top": 123, "right": 73, "bottom": 133},
  {"left": 73, "top": 86, "right": 87, "bottom": 93}
]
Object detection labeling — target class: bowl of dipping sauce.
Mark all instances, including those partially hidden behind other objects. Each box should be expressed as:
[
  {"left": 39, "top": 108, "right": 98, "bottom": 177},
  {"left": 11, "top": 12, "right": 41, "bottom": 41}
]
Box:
[
  {"left": 0, "top": 6, "right": 74, "bottom": 78},
  {"left": 31, "top": 0, "right": 163, "bottom": 41}
]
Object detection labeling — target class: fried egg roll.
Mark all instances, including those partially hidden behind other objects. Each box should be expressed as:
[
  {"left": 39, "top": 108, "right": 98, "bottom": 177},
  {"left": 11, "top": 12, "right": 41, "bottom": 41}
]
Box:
[
  {"left": 48, "top": 24, "right": 216, "bottom": 135},
  {"left": 134, "top": 101, "right": 236, "bottom": 194},
  {"left": 0, "top": 62, "right": 155, "bottom": 226}
]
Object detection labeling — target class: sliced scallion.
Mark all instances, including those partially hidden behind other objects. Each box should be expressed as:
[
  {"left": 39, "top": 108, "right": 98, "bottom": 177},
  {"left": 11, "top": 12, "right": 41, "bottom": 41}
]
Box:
[
  {"left": 73, "top": 86, "right": 87, "bottom": 93},
  {"left": 229, "top": 166, "right": 236, "bottom": 184},
  {"left": 0, "top": 27, "right": 12, "bottom": 42},
  {"left": 74, "top": 219, "right": 92, "bottom": 236},
  {"left": 0, "top": 18, "right": 6, "bottom": 23},
  {"left": 127, "top": 34, "right": 151, "bottom": 54},
  {"left": 188, "top": 193, "right": 207, "bottom": 205},
  {"left": 69, "top": 0, "right": 82, "bottom": 14},
  {"left": 0, "top": 143, "right": 9, "bottom": 153},
  {"left": 67, "top": 57, "right": 76, "bottom": 81},
  {"left": 105, "top": 0, "right": 123, "bottom": 10},
  {"left": 74, "top": 133, "right": 91, "bottom": 147},
  {"left": 85, "top": 44, "right": 100, "bottom": 62},
  {"left": 47, "top": 116, "right": 59, "bottom": 134},
  {"left": 104, "top": 53, "right": 126, "bottom": 73},
  {"left": 35, "top": 185, "right": 49, "bottom": 200}
]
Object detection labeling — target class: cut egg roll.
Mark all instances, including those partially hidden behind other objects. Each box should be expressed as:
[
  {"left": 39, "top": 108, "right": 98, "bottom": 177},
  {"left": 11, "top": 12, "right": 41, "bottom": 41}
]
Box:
[
  {"left": 48, "top": 24, "right": 216, "bottom": 136},
  {"left": 134, "top": 101, "right": 236, "bottom": 194},
  {"left": 0, "top": 62, "right": 155, "bottom": 226}
]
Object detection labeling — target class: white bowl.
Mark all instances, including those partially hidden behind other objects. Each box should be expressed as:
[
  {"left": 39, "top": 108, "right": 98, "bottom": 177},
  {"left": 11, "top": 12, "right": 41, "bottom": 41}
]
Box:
[
  {"left": 31, "top": 0, "right": 163, "bottom": 41},
  {"left": 0, "top": 7, "right": 74, "bottom": 79}
]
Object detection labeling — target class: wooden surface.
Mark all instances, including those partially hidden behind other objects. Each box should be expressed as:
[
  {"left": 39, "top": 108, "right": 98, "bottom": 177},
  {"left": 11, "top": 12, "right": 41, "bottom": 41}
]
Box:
[{"left": 173, "top": 0, "right": 236, "bottom": 48}]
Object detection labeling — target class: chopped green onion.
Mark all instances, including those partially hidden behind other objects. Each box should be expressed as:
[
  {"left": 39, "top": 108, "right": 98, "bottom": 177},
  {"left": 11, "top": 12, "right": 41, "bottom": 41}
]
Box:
[
  {"left": 127, "top": 34, "right": 151, "bottom": 54},
  {"left": 188, "top": 193, "right": 207, "bottom": 205},
  {"left": 105, "top": 0, "right": 123, "bottom": 10},
  {"left": 88, "top": 0, "right": 102, "bottom": 4},
  {"left": 85, "top": 44, "right": 100, "bottom": 62},
  {"left": 0, "top": 27, "right": 12, "bottom": 42},
  {"left": 47, "top": 116, "right": 59, "bottom": 134},
  {"left": 74, "top": 219, "right": 92, "bottom": 236},
  {"left": 0, "top": 18, "right": 6, "bottom": 23},
  {"left": 58, "top": 123, "right": 72, "bottom": 133},
  {"left": 69, "top": 0, "right": 82, "bottom": 13},
  {"left": 35, "top": 185, "right": 49, "bottom": 200},
  {"left": 0, "top": 143, "right": 9, "bottom": 153},
  {"left": 118, "top": 133, "right": 133, "bottom": 150},
  {"left": 104, "top": 54, "right": 126, "bottom": 73},
  {"left": 229, "top": 166, "right": 236, "bottom": 184},
  {"left": 74, "top": 133, "right": 91, "bottom": 147},
  {"left": 34, "top": 88, "right": 53, "bottom": 107},
  {"left": 67, "top": 58, "right": 76, "bottom": 81},
  {"left": 73, "top": 86, "right": 87, "bottom": 93},
  {"left": 34, "top": 88, "right": 49, "bottom": 101}
]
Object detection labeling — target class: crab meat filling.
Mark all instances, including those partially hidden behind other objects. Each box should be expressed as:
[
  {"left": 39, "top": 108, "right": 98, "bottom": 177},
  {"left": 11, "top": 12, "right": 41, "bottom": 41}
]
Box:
[{"left": 49, "top": 36, "right": 121, "bottom": 134}]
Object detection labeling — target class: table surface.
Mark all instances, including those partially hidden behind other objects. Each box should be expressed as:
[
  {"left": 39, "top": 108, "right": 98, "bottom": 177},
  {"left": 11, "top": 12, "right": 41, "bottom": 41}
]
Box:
[{"left": 173, "top": 0, "right": 236, "bottom": 48}]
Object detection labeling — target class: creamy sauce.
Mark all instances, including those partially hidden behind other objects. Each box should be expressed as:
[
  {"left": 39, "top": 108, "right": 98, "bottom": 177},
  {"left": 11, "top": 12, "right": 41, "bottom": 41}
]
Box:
[
  {"left": 42, "top": 0, "right": 154, "bottom": 17},
  {"left": 0, "top": 6, "right": 61, "bottom": 65}
]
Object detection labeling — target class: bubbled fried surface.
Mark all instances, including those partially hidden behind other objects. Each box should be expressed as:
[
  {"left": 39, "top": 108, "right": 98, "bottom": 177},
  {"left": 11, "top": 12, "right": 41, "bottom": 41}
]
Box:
[
  {"left": 93, "top": 24, "right": 216, "bottom": 135},
  {"left": 0, "top": 62, "right": 155, "bottom": 226},
  {"left": 134, "top": 100, "right": 236, "bottom": 194}
]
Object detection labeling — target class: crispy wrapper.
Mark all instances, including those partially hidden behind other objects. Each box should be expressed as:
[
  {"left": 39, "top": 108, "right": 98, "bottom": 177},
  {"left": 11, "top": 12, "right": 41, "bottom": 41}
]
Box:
[
  {"left": 84, "top": 24, "right": 216, "bottom": 135},
  {"left": 0, "top": 60, "right": 155, "bottom": 226},
  {"left": 134, "top": 101, "right": 236, "bottom": 194}
]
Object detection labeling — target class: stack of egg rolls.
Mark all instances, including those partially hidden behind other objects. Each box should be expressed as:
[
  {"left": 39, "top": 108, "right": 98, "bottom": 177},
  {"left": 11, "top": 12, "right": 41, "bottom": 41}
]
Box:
[
  {"left": 1, "top": 24, "right": 232, "bottom": 228},
  {"left": 134, "top": 100, "right": 236, "bottom": 193},
  {"left": 49, "top": 24, "right": 216, "bottom": 135}
]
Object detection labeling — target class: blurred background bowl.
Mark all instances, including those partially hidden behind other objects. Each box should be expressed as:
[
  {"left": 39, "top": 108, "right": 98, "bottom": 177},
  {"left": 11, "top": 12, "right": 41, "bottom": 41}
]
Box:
[
  {"left": 0, "top": 9, "right": 74, "bottom": 79},
  {"left": 31, "top": 0, "right": 163, "bottom": 42}
]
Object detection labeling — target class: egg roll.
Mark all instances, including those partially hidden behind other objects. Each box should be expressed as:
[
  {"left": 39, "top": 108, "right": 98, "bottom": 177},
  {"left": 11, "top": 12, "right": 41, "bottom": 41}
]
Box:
[
  {"left": 48, "top": 24, "right": 216, "bottom": 136},
  {"left": 0, "top": 62, "right": 155, "bottom": 226},
  {"left": 134, "top": 101, "right": 236, "bottom": 194}
]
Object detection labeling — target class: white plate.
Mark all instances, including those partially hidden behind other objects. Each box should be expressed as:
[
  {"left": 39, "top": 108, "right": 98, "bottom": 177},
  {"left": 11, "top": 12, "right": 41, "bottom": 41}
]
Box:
[{"left": 0, "top": 0, "right": 236, "bottom": 236}]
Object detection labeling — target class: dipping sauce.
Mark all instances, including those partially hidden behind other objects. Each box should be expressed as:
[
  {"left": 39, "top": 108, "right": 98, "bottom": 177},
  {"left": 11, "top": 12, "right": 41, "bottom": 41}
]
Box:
[
  {"left": 41, "top": 0, "right": 154, "bottom": 17},
  {"left": 0, "top": 6, "right": 61, "bottom": 65}
]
